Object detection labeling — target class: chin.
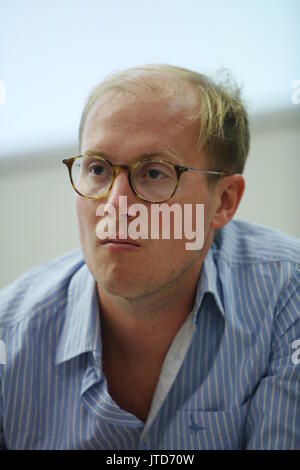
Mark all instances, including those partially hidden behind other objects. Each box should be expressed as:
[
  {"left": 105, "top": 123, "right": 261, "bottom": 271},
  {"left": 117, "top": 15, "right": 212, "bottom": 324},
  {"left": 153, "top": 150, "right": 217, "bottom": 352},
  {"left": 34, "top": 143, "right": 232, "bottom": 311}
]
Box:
[
  {"left": 98, "top": 277, "right": 145, "bottom": 299},
  {"left": 93, "top": 262, "right": 143, "bottom": 297}
]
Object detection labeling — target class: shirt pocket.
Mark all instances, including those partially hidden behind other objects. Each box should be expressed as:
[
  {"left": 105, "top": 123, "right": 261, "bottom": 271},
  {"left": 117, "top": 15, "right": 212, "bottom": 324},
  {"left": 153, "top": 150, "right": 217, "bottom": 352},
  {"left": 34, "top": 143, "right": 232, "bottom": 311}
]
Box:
[{"left": 163, "top": 402, "right": 249, "bottom": 450}]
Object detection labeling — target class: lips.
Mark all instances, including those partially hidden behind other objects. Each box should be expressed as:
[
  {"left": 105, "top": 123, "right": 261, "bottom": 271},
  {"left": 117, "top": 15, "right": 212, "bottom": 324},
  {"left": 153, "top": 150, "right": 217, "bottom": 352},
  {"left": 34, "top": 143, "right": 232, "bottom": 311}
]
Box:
[{"left": 101, "top": 237, "right": 141, "bottom": 247}]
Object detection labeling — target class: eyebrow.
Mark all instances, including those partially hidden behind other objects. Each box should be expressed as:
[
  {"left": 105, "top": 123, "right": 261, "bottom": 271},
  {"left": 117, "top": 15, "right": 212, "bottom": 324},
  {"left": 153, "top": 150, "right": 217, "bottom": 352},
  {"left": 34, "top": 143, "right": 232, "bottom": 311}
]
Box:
[{"left": 84, "top": 149, "right": 181, "bottom": 164}]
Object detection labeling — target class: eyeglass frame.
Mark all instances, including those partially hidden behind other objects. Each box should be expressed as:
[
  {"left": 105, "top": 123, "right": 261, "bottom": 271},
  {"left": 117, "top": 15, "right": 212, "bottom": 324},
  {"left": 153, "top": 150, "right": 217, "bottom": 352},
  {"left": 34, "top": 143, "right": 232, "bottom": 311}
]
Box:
[{"left": 62, "top": 154, "right": 230, "bottom": 203}]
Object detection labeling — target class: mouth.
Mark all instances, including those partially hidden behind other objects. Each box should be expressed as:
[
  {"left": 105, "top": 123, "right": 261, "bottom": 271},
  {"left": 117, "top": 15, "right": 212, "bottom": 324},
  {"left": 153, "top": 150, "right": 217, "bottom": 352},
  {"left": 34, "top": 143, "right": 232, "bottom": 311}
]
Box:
[
  {"left": 100, "top": 236, "right": 142, "bottom": 250},
  {"left": 102, "top": 239, "right": 141, "bottom": 247}
]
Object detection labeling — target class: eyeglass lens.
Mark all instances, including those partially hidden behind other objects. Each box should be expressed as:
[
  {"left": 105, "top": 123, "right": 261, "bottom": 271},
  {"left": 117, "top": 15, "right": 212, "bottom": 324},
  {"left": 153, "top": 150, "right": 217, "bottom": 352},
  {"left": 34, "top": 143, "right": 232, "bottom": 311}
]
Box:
[{"left": 71, "top": 156, "right": 178, "bottom": 202}]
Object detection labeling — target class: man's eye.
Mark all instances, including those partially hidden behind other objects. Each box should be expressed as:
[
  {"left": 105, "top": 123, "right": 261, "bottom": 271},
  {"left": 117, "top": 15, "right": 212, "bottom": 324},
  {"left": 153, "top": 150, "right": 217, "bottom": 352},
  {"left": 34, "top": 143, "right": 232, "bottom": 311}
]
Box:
[
  {"left": 88, "top": 164, "right": 107, "bottom": 176},
  {"left": 143, "top": 166, "right": 171, "bottom": 180},
  {"left": 147, "top": 168, "right": 164, "bottom": 179}
]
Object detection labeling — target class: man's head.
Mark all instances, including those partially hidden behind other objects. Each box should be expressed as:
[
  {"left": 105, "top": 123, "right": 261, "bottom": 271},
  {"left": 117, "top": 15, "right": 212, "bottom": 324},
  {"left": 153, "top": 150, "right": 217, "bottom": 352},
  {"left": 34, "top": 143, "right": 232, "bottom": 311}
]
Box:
[
  {"left": 75, "top": 64, "right": 248, "bottom": 302},
  {"left": 79, "top": 65, "right": 250, "bottom": 175}
]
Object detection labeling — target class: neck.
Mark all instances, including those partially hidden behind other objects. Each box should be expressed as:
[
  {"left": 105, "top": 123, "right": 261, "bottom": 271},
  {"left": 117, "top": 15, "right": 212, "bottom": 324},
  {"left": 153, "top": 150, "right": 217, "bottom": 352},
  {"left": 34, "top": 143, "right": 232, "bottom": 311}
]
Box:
[{"left": 97, "top": 254, "right": 205, "bottom": 365}]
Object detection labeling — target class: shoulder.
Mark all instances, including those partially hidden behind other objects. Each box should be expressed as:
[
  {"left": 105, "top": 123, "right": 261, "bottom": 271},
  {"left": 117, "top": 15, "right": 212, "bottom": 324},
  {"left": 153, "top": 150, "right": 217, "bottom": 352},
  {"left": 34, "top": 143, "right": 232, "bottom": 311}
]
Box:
[
  {"left": 0, "top": 249, "right": 85, "bottom": 326},
  {"left": 213, "top": 220, "right": 300, "bottom": 315},
  {"left": 214, "top": 219, "right": 300, "bottom": 267}
]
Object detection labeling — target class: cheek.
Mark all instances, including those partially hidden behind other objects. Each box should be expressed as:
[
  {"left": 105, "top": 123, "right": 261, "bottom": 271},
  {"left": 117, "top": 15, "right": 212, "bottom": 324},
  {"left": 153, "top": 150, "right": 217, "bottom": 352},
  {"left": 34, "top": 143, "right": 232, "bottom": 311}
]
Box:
[
  {"left": 171, "top": 190, "right": 212, "bottom": 237},
  {"left": 76, "top": 196, "right": 98, "bottom": 240},
  {"left": 149, "top": 237, "right": 200, "bottom": 270}
]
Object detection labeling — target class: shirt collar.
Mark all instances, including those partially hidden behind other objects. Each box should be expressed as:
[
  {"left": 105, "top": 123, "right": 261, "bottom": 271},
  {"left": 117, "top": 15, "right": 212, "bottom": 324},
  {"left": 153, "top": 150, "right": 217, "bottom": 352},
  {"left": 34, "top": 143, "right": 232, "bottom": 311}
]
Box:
[
  {"left": 55, "top": 263, "right": 101, "bottom": 366},
  {"left": 55, "top": 243, "right": 224, "bottom": 364},
  {"left": 191, "top": 244, "right": 225, "bottom": 324}
]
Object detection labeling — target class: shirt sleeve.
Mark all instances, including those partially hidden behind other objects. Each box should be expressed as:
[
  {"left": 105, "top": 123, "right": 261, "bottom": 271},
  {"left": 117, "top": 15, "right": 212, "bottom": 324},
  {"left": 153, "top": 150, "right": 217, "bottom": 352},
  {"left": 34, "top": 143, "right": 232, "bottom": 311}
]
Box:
[{"left": 244, "top": 266, "right": 300, "bottom": 449}]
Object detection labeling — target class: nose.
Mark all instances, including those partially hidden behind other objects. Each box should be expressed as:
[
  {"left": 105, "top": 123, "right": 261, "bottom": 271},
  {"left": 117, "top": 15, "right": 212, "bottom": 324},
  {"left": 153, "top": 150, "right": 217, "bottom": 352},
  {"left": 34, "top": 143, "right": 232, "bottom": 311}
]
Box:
[{"left": 106, "top": 167, "right": 136, "bottom": 208}]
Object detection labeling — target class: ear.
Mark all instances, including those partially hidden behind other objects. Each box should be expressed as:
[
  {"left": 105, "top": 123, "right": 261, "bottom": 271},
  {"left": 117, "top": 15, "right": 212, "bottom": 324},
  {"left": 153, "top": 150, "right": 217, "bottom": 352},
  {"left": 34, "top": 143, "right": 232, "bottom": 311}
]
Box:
[{"left": 210, "top": 174, "right": 245, "bottom": 230}]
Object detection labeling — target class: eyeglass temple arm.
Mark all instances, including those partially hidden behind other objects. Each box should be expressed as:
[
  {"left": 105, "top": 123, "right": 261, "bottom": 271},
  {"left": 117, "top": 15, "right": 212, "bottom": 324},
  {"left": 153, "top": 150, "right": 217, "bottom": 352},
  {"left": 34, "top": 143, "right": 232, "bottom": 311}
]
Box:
[{"left": 178, "top": 166, "right": 228, "bottom": 176}]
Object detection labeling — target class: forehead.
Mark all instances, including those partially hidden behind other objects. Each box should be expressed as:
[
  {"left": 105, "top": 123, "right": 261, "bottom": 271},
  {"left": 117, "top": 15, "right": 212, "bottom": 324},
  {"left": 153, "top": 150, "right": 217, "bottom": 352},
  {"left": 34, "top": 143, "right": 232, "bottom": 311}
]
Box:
[{"left": 82, "top": 86, "right": 200, "bottom": 148}]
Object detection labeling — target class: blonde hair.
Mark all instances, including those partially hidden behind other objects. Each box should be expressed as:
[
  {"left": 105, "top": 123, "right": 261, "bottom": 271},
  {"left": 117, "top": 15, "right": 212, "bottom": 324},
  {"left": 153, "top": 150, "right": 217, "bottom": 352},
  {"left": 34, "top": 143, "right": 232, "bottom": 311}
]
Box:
[{"left": 79, "top": 64, "right": 250, "bottom": 174}]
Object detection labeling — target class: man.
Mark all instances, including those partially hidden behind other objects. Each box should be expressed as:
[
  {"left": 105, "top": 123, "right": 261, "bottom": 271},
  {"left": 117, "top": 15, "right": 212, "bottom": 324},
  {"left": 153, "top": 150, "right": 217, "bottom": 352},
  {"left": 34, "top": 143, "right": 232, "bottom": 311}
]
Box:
[{"left": 0, "top": 64, "right": 299, "bottom": 450}]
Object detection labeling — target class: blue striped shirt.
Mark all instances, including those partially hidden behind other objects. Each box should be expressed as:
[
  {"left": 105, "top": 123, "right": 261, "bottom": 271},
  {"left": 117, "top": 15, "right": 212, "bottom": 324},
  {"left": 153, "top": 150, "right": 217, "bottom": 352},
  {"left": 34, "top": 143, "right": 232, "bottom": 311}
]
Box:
[{"left": 0, "top": 220, "right": 300, "bottom": 450}]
